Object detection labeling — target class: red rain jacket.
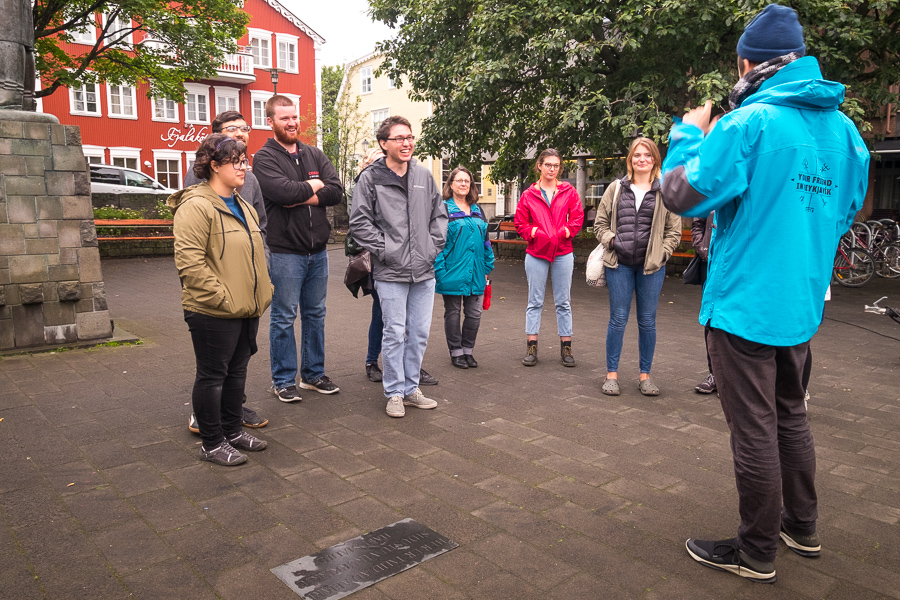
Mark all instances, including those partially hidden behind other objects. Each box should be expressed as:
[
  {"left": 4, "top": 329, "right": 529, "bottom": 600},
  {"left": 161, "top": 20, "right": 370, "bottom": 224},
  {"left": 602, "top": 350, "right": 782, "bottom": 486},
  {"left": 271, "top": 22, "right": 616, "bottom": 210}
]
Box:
[{"left": 514, "top": 181, "right": 584, "bottom": 262}]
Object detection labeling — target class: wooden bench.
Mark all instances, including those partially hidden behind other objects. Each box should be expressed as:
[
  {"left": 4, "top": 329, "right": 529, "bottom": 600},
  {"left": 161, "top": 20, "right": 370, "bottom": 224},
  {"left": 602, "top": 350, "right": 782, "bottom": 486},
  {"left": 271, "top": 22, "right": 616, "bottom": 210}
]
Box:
[
  {"left": 672, "top": 229, "right": 694, "bottom": 258},
  {"left": 94, "top": 219, "right": 174, "bottom": 241}
]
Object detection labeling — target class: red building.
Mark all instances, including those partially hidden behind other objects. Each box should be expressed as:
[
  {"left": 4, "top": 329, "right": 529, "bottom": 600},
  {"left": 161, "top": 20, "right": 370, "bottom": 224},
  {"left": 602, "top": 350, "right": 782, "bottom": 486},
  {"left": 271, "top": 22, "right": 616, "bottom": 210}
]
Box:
[{"left": 38, "top": 0, "right": 324, "bottom": 188}]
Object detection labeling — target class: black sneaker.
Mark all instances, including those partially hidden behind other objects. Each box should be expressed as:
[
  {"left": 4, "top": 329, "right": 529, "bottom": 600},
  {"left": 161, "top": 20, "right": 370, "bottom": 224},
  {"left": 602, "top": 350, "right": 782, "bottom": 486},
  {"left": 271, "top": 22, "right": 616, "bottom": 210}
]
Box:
[
  {"left": 780, "top": 526, "right": 821, "bottom": 557},
  {"left": 226, "top": 431, "right": 267, "bottom": 452},
  {"left": 241, "top": 406, "right": 268, "bottom": 428},
  {"left": 188, "top": 413, "right": 199, "bottom": 434},
  {"left": 685, "top": 538, "right": 776, "bottom": 583},
  {"left": 419, "top": 369, "right": 438, "bottom": 386},
  {"left": 366, "top": 363, "right": 383, "bottom": 382},
  {"left": 695, "top": 373, "right": 716, "bottom": 394},
  {"left": 464, "top": 355, "right": 478, "bottom": 368},
  {"left": 298, "top": 375, "right": 340, "bottom": 395},
  {"left": 271, "top": 384, "right": 301, "bottom": 402},
  {"left": 199, "top": 441, "right": 247, "bottom": 466},
  {"left": 522, "top": 341, "right": 538, "bottom": 366}
]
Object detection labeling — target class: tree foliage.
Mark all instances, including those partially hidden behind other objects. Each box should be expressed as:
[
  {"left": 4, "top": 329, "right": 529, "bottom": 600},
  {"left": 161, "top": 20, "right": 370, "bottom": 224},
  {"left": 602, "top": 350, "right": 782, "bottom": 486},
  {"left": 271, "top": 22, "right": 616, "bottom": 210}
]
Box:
[
  {"left": 370, "top": 0, "right": 900, "bottom": 182},
  {"left": 34, "top": 0, "right": 249, "bottom": 100}
]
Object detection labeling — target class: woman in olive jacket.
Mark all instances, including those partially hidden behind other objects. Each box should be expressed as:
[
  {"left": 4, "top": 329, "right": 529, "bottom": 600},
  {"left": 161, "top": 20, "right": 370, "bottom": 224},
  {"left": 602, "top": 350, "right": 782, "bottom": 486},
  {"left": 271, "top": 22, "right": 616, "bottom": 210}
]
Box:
[
  {"left": 169, "top": 134, "right": 273, "bottom": 466},
  {"left": 594, "top": 137, "right": 681, "bottom": 397}
]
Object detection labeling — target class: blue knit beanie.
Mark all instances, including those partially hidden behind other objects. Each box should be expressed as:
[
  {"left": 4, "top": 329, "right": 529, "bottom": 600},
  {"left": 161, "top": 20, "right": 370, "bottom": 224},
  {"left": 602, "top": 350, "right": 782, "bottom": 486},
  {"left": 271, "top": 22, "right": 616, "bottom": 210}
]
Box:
[{"left": 737, "top": 4, "right": 806, "bottom": 63}]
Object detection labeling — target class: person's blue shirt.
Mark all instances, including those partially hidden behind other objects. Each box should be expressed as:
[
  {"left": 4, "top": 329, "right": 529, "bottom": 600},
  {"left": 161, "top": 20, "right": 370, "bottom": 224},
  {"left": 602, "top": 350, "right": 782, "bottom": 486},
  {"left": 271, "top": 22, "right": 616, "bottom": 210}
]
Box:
[{"left": 220, "top": 194, "right": 246, "bottom": 225}]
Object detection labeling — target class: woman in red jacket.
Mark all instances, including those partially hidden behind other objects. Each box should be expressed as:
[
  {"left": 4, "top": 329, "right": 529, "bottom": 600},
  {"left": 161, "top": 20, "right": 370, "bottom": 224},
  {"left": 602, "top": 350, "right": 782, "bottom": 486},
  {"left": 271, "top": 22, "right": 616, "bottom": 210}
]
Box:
[{"left": 514, "top": 149, "right": 585, "bottom": 367}]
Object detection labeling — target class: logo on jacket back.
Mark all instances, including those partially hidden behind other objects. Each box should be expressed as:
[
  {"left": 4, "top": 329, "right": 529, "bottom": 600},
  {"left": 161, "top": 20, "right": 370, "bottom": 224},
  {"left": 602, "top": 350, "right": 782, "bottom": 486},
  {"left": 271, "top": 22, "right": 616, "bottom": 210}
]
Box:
[
  {"left": 308, "top": 171, "right": 320, "bottom": 179},
  {"left": 793, "top": 157, "right": 833, "bottom": 213}
]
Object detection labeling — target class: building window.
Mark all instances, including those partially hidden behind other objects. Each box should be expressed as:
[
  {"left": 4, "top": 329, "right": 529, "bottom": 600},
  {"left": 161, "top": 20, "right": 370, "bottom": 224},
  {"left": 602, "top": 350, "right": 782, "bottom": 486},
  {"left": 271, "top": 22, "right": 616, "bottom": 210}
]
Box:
[
  {"left": 276, "top": 34, "right": 298, "bottom": 73},
  {"left": 109, "top": 147, "right": 140, "bottom": 170},
  {"left": 214, "top": 87, "right": 240, "bottom": 116},
  {"left": 70, "top": 20, "right": 96, "bottom": 45},
  {"left": 153, "top": 150, "right": 182, "bottom": 189},
  {"left": 248, "top": 28, "right": 272, "bottom": 69},
  {"left": 360, "top": 67, "right": 372, "bottom": 94},
  {"left": 70, "top": 82, "right": 101, "bottom": 116},
  {"left": 82, "top": 144, "right": 106, "bottom": 165},
  {"left": 442, "top": 159, "right": 482, "bottom": 194},
  {"left": 107, "top": 84, "right": 136, "bottom": 118},
  {"left": 371, "top": 108, "right": 389, "bottom": 137},
  {"left": 250, "top": 90, "right": 272, "bottom": 129},
  {"left": 184, "top": 83, "right": 210, "bottom": 124},
  {"left": 152, "top": 97, "right": 178, "bottom": 122},
  {"left": 103, "top": 8, "right": 133, "bottom": 45},
  {"left": 388, "top": 60, "right": 398, "bottom": 89}
]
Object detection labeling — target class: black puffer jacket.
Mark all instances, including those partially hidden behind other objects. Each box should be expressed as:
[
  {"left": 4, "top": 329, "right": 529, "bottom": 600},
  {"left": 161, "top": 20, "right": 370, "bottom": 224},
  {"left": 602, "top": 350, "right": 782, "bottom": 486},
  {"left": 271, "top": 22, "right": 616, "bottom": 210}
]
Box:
[{"left": 614, "top": 177, "right": 658, "bottom": 267}]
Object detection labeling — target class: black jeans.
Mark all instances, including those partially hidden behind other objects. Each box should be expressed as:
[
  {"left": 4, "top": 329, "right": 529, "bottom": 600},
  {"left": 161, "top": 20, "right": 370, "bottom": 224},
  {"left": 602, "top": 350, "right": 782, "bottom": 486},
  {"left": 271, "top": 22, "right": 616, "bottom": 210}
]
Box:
[
  {"left": 184, "top": 310, "right": 259, "bottom": 448},
  {"left": 441, "top": 294, "right": 483, "bottom": 357},
  {"left": 708, "top": 327, "right": 817, "bottom": 563}
]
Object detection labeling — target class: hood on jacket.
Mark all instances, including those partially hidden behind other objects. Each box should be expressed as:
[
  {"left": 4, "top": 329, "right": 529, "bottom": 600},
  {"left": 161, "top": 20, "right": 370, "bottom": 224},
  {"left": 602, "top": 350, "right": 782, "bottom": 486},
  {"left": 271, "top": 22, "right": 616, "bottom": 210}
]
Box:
[
  {"left": 743, "top": 56, "right": 844, "bottom": 111},
  {"left": 368, "top": 156, "right": 420, "bottom": 187},
  {"left": 166, "top": 183, "right": 229, "bottom": 215}
]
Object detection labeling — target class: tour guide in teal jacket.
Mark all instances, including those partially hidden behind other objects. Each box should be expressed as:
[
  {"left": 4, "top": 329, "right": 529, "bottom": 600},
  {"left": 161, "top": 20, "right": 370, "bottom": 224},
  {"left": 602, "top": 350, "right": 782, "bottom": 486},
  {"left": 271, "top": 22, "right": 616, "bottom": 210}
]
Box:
[{"left": 662, "top": 56, "right": 869, "bottom": 347}]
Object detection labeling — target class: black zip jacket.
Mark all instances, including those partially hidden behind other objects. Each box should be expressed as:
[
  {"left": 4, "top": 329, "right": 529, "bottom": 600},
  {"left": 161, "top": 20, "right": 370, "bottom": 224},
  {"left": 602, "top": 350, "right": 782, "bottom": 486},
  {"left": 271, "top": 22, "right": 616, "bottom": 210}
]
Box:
[{"left": 253, "top": 138, "right": 343, "bottom": 255}]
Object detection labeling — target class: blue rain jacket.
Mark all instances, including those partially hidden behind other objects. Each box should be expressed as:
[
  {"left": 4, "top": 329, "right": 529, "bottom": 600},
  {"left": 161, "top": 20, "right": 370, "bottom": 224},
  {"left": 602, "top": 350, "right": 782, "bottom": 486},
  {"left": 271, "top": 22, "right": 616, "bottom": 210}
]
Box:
[
  {"left": 662, "top": 57, "right": 869, "bottom": 345},
  {"left": 434, "top": 199, "right": 495, "bottom": 296}
]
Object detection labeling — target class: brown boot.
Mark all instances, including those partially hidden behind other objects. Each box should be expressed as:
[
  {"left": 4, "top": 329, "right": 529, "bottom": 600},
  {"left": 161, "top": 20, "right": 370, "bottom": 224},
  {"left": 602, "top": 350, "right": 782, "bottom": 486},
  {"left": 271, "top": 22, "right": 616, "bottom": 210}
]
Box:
[{"left": 522, "top": 340, "right": 538, "bottom": 366}]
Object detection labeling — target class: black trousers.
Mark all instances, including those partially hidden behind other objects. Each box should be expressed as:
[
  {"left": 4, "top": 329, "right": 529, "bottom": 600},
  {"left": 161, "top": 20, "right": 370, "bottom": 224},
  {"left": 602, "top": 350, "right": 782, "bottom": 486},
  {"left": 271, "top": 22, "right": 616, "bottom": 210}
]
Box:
[
  {"left": 441, "top": 294, "right": 483, "bottom": 357},
  {"left": 184, "top": 310, "right": 259, "bottom": 448},
  {"left": 707, "top": 327, "right": 817, "bottom": 563}
]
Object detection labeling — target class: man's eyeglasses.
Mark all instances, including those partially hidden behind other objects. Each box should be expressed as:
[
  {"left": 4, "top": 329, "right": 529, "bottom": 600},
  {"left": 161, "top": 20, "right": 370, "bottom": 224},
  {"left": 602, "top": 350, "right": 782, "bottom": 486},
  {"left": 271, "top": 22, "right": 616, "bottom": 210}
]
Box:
[
  {"left": 386, "top": 135, "right": 416, "bottom": 144},
  {"left": 223, "top": 125, "right": 252, "bottom": 133}
]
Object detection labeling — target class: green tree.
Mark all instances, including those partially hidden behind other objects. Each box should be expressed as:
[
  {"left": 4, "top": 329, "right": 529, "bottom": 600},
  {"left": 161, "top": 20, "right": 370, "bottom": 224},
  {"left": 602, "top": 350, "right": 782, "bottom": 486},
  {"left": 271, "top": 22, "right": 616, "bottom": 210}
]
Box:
[
  {"left": 34, "top": 0, "right": 249, "bottom": 101},
  {"left": 370, "top": 0, "right": 900, "bottom": 183}
]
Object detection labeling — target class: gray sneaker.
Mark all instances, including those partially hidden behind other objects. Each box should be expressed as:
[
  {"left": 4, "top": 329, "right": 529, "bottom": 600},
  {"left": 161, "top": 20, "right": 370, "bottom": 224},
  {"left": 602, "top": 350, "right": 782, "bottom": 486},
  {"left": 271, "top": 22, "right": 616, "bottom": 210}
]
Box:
[
  {"left": 386, "top": 395, "right": 405, "bottom": 418},
  {"left": 403, "top": 388, "right": 438, "bottom": 410},
  {"left": 226, "top": 431, "right": 267, "bottom": 452},
  {"left": 199, "top": 441, "right": 247, "bottom": 466}
]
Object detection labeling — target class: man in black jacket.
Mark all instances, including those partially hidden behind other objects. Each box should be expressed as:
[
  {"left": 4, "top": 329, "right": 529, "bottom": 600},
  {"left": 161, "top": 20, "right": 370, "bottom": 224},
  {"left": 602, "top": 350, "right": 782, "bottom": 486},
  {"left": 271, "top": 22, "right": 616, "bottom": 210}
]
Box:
[{"left": 253, "top": 95, "right": 343, "bottom": 402}]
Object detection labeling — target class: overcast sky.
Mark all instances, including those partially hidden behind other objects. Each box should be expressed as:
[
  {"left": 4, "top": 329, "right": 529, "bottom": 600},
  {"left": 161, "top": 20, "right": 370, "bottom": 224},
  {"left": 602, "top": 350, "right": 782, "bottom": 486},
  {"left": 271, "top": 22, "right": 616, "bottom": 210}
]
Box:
[{"left": 283, "top": 0, "right": 396, "bottom": 68}]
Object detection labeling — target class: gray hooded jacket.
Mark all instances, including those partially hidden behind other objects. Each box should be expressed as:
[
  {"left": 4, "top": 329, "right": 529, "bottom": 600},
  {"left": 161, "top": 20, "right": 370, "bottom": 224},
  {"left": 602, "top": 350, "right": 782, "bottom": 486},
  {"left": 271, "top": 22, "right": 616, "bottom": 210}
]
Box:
[{"left": 349, "top": 157, "right": 448, "bottom": 283}]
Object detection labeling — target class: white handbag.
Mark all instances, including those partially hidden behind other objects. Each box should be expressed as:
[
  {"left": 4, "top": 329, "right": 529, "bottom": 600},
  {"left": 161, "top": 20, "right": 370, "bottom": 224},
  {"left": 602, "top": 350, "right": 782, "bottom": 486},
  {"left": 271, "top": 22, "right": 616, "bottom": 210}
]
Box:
[{"left": 586, "top": 243, "right": 606, "bottom": 287}]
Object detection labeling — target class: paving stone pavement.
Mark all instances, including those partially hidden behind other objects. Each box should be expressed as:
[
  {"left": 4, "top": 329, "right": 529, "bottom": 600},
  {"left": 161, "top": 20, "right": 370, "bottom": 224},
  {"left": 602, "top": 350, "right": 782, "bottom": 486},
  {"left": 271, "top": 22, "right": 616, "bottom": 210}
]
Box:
[{"left": 1, "top": 248, "right": 899, "bottom": 600}]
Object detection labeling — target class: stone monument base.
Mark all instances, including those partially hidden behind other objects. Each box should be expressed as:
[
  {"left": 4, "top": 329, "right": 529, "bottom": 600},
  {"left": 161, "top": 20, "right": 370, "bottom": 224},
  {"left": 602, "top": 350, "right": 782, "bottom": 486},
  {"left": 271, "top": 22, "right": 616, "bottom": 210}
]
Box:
[{"left": 0, "top": 110, "right": 113, "bottom": 351}]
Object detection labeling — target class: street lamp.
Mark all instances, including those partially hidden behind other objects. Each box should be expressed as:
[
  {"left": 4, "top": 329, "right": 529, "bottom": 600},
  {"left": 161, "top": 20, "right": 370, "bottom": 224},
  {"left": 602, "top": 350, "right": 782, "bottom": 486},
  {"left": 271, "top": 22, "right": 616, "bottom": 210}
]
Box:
[
  {"left": 362, "top": 139, "right": 369, "bottom": 153},
  {"left": 266, "top": 67, "right": 285, "bottom": 95}
]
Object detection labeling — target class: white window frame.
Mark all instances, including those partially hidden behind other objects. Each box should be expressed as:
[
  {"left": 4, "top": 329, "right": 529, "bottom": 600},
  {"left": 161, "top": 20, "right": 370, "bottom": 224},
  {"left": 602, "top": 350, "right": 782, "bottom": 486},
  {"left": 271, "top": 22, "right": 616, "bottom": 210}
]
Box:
[
  {"left": 388, "top": 59, "right": 398, "bottom": 89},
  {"left": 108, "top": 146, "right": 141, "bottom": 171},
  {"left": 371, "top": 108, "right": 390, "bottom": 137},
  {"left": 183, "top": 83, "right": 210, "bottom": 124},
  {"left": 360, "top": 66, "right": 372, "bottom": 94},
  {"left": 275, "top": 33, "right": 299, "bottom": 74},
  {"left": 250, "top": 90, "right": 273, "bottom": 129},
  {"left": 214, "top": 86, "right": 240, "bottom": 117},
  {"left": 70, "top": 19, "right": 96, "bottom": 45},
  {"left": 152, "top": 149, "right": 183, "bottom": 189},
  {"left": 106, "top": 83, "right": 137, "bottom": 119},
  {"left": 102, "top": 8, "right": 133, "bottom": 45},
  {"left": 248, "top": 28, "right": 272, "bottom": 70},
  {"left": 151, "top": 97, "right": 178, "bottom": 122},
  {"left": 81, "top": 144, "right": 106, "bottom": 164},
  {"left": 69, "top": 81, "right": 102, "bottom": 117}
]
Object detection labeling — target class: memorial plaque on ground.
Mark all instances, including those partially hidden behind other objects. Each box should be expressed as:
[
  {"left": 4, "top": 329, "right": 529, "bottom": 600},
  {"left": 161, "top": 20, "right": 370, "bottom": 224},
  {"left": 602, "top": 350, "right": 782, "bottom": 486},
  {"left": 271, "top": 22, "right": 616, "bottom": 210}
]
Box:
[{"left": 271, "top": 519, "right": 457, "bottom": 600}]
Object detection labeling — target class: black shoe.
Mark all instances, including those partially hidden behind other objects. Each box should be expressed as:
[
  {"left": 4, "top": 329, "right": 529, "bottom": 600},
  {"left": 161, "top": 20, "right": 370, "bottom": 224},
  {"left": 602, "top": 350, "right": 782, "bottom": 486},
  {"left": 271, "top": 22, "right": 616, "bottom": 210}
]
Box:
[
  {"left": 560, "top": 341, "right": 576, "bottom": 367},
  {"left": 522, "top": 340, "right": 538, "bottom": 366},
  {"left": 451, "top": 356, "right": 469, "bottom": 369},
  {"left": 464, "top": 354, "right": 478, "bottom": 368},
  {"left": 366, "top": 362, "right": 382, "bottom": 382},
  {"left": 298, "top": 375, "right": 340, "bottom": 395},
  {"left": 271, "top": 385, "right": 301, "bottom": 403},
  {"left": 779, "top": 526, "right": 821, "bottom": 557},
  {"left": 685, "top": 538, "right": 776, "bottom": 583},
  {"left": 241, "top": 406, "right": 268, "bottom": 428},
  {"left": 419, "top": 369, "right": 438, "bottom": 386},
  {"left": 695, "top": 373, "right": 716, "bottom": 394}
]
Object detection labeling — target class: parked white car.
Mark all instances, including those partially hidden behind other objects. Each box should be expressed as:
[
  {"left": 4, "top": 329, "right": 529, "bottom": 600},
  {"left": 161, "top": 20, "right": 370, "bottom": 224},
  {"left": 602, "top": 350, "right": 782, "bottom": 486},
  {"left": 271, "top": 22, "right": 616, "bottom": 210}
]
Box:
[{"left": 89, "top": 164, "right": 174, "bottom": 195}]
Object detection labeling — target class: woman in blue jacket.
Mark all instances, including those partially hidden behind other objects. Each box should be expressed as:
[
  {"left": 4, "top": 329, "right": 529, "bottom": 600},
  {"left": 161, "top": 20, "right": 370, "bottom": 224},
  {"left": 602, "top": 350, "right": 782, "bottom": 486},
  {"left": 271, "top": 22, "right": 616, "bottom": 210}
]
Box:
[{"left": 435, "top": 166, "right": 495, "bottom": 369}]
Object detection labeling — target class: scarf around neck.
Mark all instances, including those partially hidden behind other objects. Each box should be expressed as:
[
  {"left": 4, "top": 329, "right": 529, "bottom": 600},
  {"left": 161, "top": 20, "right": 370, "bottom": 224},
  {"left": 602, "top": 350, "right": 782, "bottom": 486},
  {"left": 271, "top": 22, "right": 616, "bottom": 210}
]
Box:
[{"left": 728, "top": 52, "right": 802, "bottom": 110}]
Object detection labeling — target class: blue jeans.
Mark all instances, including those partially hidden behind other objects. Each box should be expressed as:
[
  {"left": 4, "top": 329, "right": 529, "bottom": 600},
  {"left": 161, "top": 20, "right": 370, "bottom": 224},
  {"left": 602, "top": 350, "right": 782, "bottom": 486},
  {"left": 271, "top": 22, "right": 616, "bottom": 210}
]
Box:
[
  {"left": 366, "top": 288, "right": 383, "bottom": 364},
  {"left": 375, "top": 278, "right": 436, "bottom": 398},
  {"left": 524, "top": 252, "right": 574, "bottom": 337},
  {"left": 605, "top": 264, "right": 666, "bottom": 373},
  {"left": 269, "top": 250, "right": 328, "bottom": 387}
]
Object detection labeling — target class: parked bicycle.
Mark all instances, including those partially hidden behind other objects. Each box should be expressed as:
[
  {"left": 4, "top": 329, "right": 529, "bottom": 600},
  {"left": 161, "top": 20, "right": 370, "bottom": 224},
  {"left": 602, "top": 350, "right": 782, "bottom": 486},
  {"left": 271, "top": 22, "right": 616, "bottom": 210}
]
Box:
[
  {"left": 833, "top": 219, "right": 900, "bottom": 287},
  {"left": 864, "top": 296, "right": 900, "bottom": 324}
]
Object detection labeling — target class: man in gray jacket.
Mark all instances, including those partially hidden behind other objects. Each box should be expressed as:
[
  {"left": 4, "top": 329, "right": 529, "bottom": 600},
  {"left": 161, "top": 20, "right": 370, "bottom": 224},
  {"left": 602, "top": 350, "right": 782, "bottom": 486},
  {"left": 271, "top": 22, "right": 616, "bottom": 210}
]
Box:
[{"left": 349, "top": 116, "right": 448, "bottom": 417}]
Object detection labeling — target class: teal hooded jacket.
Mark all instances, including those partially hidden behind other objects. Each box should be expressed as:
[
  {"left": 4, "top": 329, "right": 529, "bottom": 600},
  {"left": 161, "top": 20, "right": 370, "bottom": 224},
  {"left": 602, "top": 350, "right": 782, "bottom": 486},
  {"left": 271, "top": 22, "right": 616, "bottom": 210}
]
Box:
[
  {"left": 661, "top": 57, "right": 869, "bottom": 345},
  {"left": 434, "top": 199, "right": 495, "bottom": 296}
]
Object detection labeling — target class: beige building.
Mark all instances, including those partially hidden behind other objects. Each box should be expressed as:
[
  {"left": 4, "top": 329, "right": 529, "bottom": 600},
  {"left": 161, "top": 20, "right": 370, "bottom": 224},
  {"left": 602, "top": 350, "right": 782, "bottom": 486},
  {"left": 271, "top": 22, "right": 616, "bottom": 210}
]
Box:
[{"left": 338, "top": 52, "right": 502, "bottom": 219}]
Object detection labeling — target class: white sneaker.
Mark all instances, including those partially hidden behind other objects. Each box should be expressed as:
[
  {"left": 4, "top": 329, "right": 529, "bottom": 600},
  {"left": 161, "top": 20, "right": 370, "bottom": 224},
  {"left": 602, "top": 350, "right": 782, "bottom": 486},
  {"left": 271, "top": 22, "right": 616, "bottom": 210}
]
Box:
[
  {"left": 804, "top": 389, "right": 810, "bottom": 411},
  {"left": 403, "top": 388, "right": 437, "bottom": 410},
  {"left": 386, "top": 395, "right": 405, "bottom": 418}
]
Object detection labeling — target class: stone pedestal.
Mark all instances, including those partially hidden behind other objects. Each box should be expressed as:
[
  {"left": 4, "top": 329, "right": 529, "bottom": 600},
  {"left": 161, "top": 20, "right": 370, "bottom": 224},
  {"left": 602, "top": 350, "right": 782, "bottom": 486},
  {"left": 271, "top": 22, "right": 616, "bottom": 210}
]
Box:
[{"left": 0, "top": 110, "right": 112, "bottom": 350}]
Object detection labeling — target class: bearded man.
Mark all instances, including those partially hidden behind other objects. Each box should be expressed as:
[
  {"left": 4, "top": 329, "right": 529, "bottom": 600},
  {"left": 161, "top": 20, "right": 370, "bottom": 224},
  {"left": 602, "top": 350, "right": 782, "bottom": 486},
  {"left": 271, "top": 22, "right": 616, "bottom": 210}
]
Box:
[{"left": 254, "top": 94, "right": 344, "bottom": 403}]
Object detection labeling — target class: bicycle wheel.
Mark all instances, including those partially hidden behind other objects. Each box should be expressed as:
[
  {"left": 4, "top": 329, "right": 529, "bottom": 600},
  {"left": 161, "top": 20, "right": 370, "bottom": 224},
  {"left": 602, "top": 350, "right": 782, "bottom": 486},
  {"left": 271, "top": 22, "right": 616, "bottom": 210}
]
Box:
[
  {"left": 833, "top": 248, "right": 875, "bottom": 287},
  {"left": 881, "top": 244, "right": 900, "bottom": 279}
]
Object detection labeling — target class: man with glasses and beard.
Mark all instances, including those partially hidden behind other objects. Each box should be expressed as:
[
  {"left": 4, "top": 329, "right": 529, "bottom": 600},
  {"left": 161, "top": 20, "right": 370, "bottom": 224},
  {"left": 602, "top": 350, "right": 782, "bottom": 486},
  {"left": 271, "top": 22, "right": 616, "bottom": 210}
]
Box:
[{"left": 253, "top": 95, "right": 343, "bottom": 403}]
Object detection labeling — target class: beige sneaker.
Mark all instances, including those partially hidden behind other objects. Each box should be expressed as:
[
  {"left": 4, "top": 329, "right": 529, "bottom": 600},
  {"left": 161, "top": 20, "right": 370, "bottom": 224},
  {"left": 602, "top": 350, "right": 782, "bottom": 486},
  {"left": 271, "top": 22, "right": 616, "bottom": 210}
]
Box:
[
  {"left": 386, "top": 395, "right": 405, "bottom": 418},
  {"left": 403, "top": 388, "right": 438, "bottom": 410}
]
